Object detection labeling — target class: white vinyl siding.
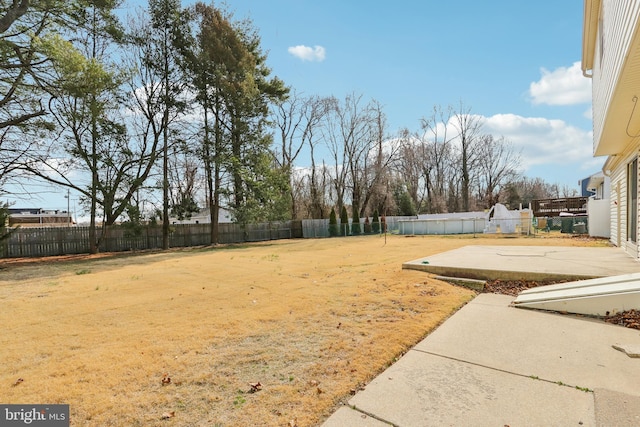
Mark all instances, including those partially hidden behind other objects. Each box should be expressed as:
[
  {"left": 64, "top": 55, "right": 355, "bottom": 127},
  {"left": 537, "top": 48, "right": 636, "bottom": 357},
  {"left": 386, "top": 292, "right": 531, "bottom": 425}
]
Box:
[
  {"left": 628, "top": 158, "right": 638, "bottom": 243},
  {"left": 609, "top": 149, "right": 640, "bottom": 257},
  {"left": 632, "top": 156, "right": 640, "bottom": 258},
  {"left": 592, "top": 0, "right": 640, "bottom": 152},
  {"left": 610, "top": 164, "right": 626, "bottom": 247},
  {"left": 610, "top": 180, "right": 618, "bottom": 246}
]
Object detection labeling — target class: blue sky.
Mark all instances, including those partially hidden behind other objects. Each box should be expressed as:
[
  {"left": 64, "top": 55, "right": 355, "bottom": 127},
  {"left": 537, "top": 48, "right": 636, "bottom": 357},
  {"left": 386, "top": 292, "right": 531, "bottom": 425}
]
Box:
[
  {"left": 10, "top": 1, "right": 598, "bottom": 212},
  {"left": 217, "top": 0, "right": 597, "bottom": 188}
]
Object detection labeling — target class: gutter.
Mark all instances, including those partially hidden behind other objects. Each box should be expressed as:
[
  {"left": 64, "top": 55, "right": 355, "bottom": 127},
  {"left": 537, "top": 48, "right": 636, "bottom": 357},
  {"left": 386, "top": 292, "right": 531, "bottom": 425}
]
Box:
[{"left": 581, "top": 0, "right": 600, "bottom": 79}]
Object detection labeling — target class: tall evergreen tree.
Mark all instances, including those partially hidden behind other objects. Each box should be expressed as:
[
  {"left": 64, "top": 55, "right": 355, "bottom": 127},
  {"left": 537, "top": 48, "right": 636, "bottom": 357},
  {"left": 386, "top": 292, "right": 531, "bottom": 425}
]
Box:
[
  {"left": 130, "top": 0, "right": 190, "bottom": 249},
  {"left": 185, "top": 3, "right": 287, "bottom": 239},
  {"left": 372, "top": 209, "right": 380, "bottom": 234},
  {"left": 351, "top": 213, "right": 361, "bottom": 235},
  {"left": 340, "top": 205, "right": 349, "bottom": 236},
  {"left": 185, "top": 3, "right": 236, "bottom": 244},
  {"left": 328, "top": 207, "right": 338, "bottom": 237},
  {"left": 223, "top": 14, "right": 288, "bottom": 224}
]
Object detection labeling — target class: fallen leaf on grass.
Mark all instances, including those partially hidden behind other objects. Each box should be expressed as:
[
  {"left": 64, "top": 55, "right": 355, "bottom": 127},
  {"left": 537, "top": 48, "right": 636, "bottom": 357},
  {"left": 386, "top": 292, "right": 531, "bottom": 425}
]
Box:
[
  {"left": 12, "top": 378, "right": 23, "bottom": 387},
  {"left": 248, "top": 382, "right": 262, "bottom": 393},
  {"left": 288, "top": 419, "right": 298, "bottom": 427},
  {"left": 350, "top": 384, "right": 366, "bottom": 394},
  {"left": 161, "top": 373, "right": 171, "bottom": 386},
  {"left": 161, "top": 411, "right": 175, "bottom": 420}
]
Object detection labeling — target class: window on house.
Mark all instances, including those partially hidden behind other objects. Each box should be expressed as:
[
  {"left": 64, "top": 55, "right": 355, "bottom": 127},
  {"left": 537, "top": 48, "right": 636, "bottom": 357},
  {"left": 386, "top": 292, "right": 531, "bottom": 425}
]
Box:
[{"left": 628, "top": 158, "right": 638, "bottom": 243}]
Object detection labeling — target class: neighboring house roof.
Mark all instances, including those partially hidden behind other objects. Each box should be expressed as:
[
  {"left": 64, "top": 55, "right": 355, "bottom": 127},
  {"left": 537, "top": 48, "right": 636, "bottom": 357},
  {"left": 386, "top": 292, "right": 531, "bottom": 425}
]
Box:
[
  {"left": 8, "top": 209, "right": 73, "bottom": 227},
  {"left": 8, "top": 208, "right": 43, "bottom": 215},
  {"left": 582, "top": 0, "right": 640, "bottom": 157},
  {"left": 578, "top": 175, "right": 596, "bottom": 197},
  {"left": 170, "top": 207, "right": 233, "bottom": 224},
  {"left": 585, "top": 171, "right": 605, "bottom": 189},
  {"left": 578, "top": 171, "right": 608, "bottom": 197}
]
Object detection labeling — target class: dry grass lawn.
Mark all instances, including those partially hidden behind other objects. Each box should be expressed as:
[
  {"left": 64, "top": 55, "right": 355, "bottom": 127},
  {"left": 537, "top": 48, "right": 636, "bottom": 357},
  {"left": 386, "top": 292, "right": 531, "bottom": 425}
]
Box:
[{"left": 0, "top": 233, "right": 609, "bottom": 426}]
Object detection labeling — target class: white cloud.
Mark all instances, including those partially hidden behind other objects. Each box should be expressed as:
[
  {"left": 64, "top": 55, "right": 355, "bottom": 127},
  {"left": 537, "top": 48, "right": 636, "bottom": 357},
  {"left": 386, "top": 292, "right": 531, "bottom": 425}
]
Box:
[
  {"left": 483, "top": 113, "right": 595, "bottom": 171},
  {"left": 529, "top": 61, "right": 592, "bottom": 106},
  {"left": 287, "top": 45, "right": 326, "bottom": 62}
]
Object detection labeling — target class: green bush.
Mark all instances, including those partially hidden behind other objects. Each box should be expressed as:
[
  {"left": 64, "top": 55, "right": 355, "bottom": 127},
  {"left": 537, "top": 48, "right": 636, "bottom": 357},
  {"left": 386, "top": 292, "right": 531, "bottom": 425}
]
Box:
[
  {"left": 328, "top": 208, "right": 339, "bottom": 237},
  {"left": 340, "top": 206, "right": 349, "bottom": 236},
  {"left": 351, "top": 214, "right": 361, "bottom": 235},
  {"left": 372, "top": 210, "right": 380, "bottom": 234},
  {"left": 0, "top": 203, "right": 15, "bottom": 257},
  {"left": 398, "top": 191, "right": 417, "bottom": 216}
]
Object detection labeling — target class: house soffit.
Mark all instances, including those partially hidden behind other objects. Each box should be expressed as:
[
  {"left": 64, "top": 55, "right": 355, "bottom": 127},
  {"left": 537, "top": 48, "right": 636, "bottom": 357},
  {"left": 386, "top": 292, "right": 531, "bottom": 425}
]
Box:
[{"left": 596, "top": 23, "right": 640, "bottom": 156}]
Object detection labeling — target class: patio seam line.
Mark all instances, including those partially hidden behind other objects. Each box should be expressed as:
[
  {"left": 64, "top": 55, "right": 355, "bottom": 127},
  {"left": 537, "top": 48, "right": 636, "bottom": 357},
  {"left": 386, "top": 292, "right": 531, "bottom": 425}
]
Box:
[
  {"left": 340, "top": 405, "right": 398, "bottom": 427},
  {"left": 410, "top": 348, "right": 595, "bottom": 393}
]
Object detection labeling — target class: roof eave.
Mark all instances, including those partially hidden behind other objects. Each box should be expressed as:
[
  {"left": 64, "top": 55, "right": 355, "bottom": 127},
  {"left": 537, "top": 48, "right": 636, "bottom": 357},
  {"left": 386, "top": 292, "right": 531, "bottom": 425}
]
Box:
[{"left": 582, "top": 0, "right": 601, "bottom": 77}]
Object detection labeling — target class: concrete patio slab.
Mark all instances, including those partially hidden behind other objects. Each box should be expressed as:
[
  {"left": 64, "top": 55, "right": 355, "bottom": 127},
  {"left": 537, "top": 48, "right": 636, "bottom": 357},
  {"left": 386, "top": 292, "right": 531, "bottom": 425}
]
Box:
[
  {"left": 331, "top": 351, "right": 595, "bottom": 427},
  {"left": 322, "top": 294, "right": 640, "bottom": 427},
  {"left": 403, "top": 245, "right": 640, "bottom": 281},
  {"left": 414, "top": 294, "right": 640, "bottom": 396},
  {"left": 321, "top": 407, "right": 392, "bottom": 427},
  {"left": 594, "top": 389, "right": 640, "bottom": 427}
]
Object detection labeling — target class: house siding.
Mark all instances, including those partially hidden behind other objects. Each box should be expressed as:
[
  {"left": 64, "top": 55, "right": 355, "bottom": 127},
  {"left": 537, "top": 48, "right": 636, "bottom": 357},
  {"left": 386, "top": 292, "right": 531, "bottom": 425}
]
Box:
[
  {"left": 632, "top": 154, "right": 640, "bottom": 258},
  {"left": 610, "top": 179, "right": 619, "bottom": 246},
  {"left": 610, "top": 163, "right": 625, "bottom": 247},
  {"left": 592, "top": 0, "right": 640, "bottom": 152},
  {"left": 586, "top": 0, "right": 640, "bottom": 257},
  {"left": 608, "top": 148, "right": 640, "bottom": 257}
]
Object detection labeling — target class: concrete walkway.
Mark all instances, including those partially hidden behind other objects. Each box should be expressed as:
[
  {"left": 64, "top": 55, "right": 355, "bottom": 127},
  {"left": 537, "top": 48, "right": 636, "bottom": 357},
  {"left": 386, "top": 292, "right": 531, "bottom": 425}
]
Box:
[{"left": 321, "top": 246, "right": 640, "bottom": 427}]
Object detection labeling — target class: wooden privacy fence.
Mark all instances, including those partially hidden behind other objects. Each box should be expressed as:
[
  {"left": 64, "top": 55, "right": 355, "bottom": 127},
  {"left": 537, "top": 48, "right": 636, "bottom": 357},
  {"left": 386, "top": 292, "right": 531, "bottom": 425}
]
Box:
[
  {"left": 0, "top": 216, "right": 413, "bottom": 258},
  {"left": 1, "top": 221, "right": 298, "bottom": 258}
]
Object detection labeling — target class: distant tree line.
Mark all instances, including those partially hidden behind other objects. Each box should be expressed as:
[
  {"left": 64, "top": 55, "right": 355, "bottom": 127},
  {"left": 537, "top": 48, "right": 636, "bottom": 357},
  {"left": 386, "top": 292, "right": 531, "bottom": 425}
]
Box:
[
  {"left": 0, "top": 1, "right": 575, "bottom": 252},
  {"left": 274, "top": 95, "right": 576, "bottom": 220}
]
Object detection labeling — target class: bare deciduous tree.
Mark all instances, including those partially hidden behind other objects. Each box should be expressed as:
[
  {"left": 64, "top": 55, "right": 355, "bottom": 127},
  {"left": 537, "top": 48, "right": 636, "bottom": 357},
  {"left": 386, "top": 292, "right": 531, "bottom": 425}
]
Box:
[
  {"left": 272, "top": 92, "right": 330, "bottom": 218},
  {"left": 475, "top": 134, "right": 521, "bottom": 208},
  {"left": 451, "top": 101, "right": 483, "bottom": 212},
  {"left": 393, "top": 129, "right": 426, "bottom": 213},
  {"left": 420, "top": 105, "right": 455, "bottom": 213}
]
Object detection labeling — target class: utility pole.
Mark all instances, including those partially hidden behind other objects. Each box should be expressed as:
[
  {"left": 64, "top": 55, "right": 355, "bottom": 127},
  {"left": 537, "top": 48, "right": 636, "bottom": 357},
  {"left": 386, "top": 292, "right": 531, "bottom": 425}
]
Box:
[{"left": 65, "top": 189, "right": 71, "bottom": 226}]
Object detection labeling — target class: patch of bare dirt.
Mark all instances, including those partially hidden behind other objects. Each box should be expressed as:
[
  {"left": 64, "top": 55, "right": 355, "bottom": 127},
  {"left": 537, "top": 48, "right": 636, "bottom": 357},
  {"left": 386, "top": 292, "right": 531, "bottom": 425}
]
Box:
[
  {"left": 605, "top": 310, "right": 640, "bottom": 329},
  {"left": 483, "top": 279, "right": 570, "bottom": 297}
]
